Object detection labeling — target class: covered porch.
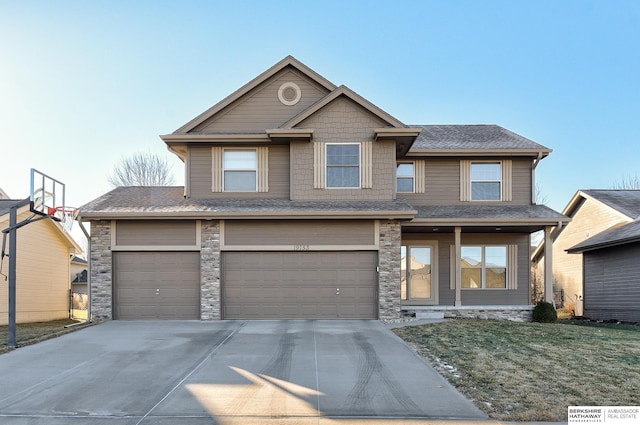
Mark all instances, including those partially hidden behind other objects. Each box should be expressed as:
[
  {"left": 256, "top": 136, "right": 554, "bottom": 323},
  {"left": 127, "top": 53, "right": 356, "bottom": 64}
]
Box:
[{"left": 399, "top": 204, "right": 570, "bottom": 320}]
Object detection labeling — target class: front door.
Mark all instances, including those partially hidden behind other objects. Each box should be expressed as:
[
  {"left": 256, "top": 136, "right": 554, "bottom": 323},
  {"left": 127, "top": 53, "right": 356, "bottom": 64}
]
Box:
[{"left": 401, "top": 244, "right": 438, "bottom": 305}]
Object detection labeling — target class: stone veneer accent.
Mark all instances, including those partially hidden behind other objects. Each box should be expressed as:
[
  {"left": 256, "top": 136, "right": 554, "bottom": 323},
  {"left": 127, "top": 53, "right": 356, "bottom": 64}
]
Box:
[
  {"left": 90, "top": 220, "right": 113, "bottom": 321},
  {"left": 200, "top": 220, "right": 221, "bottom": 319},
  {"left": 404, "top": 306, "right": 534, "bottom": 322},
  {"left": 378, "top": 220, "right": 402, "bottom": 322}
]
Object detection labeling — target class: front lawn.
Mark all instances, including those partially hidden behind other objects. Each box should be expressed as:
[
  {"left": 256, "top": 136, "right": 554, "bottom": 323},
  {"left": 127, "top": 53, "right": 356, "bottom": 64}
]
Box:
[
  {"left": 0, "top": 319, "right": 88, "bottom": 355},
  {"left": 394, "top": 319, "right": 640, "bottom": 421}
]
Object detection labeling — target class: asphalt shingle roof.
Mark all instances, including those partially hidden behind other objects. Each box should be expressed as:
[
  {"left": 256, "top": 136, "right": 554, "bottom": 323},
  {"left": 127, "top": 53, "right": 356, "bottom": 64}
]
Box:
[
  {"left": 79, "top": 187, "right": 416, "bottom": 218},
  {"left": 410, "top": 125, "right": 550, "bottom": 152},
  {"left": 568, "top": 219, "right": 640, "bottom": 252},
  {"left": 0, "top": 199, "right": 29, "bottom": 216},
  {"left": 413, "top": 204, "right": 567, "bottom": 221},
  {"left": 582, "top": 190, "right": 640, "bottom": 219}
]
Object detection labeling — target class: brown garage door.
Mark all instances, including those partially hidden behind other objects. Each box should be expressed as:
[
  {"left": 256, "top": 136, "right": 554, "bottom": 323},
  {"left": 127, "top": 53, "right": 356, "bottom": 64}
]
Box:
[
  {"left": 222, "top": 251, "right": 378, "bottom": 319},
  {"left": 113, "top": 252, "right": 200, "bottom": 320}
]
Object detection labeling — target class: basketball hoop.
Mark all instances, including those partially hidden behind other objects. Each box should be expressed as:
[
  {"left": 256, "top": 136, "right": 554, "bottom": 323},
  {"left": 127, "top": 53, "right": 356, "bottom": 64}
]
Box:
[{"left": 50, "top": 206, "right": 80, "bottom": 231}]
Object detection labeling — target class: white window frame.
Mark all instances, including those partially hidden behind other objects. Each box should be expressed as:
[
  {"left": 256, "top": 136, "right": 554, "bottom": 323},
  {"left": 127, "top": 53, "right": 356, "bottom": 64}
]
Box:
[
  {"left": 325, "top": 142, "right": 361, "bottom": 189},
  {"left": 396, "top": 162, "right": 415, "bottom": 193},
  {"left": 470, "top": 161, "right": 502, "bottom": 201},
  {"left": 461, "top": 244, "right": 508, "bottom": 289},
  {"left": 222, "top": 148, "right": 258, "bottom": 192}
]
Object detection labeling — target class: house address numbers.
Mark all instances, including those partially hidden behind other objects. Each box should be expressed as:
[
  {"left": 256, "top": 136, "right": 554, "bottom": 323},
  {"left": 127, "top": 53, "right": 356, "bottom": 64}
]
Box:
[{"left": 293, "top": 244, "right": 310, "bottom": 251}]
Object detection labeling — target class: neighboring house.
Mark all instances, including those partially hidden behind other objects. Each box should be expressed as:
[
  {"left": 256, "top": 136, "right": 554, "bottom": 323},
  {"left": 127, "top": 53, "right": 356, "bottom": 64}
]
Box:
[
  {"left": 0, "top": 187, "right": 9, "bottom": 199},
  {"left": 0, "top": 198, "right": 83, "bottom": 324},
  {"left": 71, "top": 256, "right": 88, "bottom": 320},
  {"left": 566, "top": 214, "right": 640, "bottom": 323},
  {"left": 80, "top": 56, "right": 567, "bottom": 322},
  {"left": 71, "top": 256, "right": 88, "bottom": 284},
  {"left": 532, "top": 190, "right": 640, "bottom": 311}
]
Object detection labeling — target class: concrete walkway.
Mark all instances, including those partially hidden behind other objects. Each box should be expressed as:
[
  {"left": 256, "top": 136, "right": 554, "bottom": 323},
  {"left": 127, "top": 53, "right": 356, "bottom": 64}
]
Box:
[{"left": 0, "top": 320, "right": 565, "bottom": 424}]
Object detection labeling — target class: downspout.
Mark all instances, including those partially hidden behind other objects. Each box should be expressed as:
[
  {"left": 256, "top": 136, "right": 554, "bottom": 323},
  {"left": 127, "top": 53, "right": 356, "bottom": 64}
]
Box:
[
  {"left": 531, "top": 152, "right": 543, "bottom": 204},
  {"left": 67, "top": 216, "right": 92, "bottom": 326}
]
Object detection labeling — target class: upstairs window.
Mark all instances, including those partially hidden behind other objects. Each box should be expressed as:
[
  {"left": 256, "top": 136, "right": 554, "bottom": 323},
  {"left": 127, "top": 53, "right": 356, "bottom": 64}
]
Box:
[
  {"left": 470, "top": 162, "right": 501, "bottom": 200},
  {"left": 397, "top": 163, "right": 415, "bottom": 193},
  {"left": 223, "top": 149, "right": 257, "bottom": 191},
  {"left": 326, "top": 143, "right": 360, "bottom": 188}
]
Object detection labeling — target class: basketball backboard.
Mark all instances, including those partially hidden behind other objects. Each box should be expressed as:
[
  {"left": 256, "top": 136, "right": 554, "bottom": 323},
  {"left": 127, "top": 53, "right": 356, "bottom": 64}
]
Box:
[{"left": 30, "top": 168, "right": 66, "bottom": 217}]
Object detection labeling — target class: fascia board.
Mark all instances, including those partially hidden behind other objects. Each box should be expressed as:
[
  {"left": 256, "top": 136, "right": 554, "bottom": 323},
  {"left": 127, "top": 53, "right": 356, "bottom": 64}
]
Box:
[
  {"left": 406, "top": 217, "right": 570, "bottom": 227},
  {"left": 79, "top": 210, "right": 417, "bottom": 221},
  {"left": 406, "top": 149, "right": 552, "bottom": 157},
  {"left": 161, "top": 134, "right": 271, "bottom": 143}
]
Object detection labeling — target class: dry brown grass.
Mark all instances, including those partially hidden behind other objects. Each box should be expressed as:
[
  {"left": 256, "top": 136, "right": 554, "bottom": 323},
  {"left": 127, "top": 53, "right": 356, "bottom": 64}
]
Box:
[
  {"left": 394, "top": 319, "right": 640, "bottom": 421},
  {"left": 0, "top": 318, "right": 90, "bottom": 355}
]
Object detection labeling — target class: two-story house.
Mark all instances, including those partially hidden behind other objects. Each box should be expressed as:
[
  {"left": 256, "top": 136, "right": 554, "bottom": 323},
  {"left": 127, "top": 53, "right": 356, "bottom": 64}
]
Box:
[{"left": 80, "top": 56, "right": 568, "bottom": 322}]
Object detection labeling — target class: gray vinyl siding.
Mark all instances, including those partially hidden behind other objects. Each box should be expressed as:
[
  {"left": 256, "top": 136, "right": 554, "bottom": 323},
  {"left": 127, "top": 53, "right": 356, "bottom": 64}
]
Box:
[
  {"left": 402, "top": 157, "right": 533, "bottom": 205},
  {"left": 188, "top": 145, "right": 290, "bottom": 199},
  {"left": 115, "top": 220, "right": 197, "bottom": 246},
  {"left": 583, "top": 243, "right": 640, "bottom": 323},
  {"left": 403, "top": 233, "right": 530, "bottom": 306},
  {"left": 193, "top": 68, "right": 329, "bottom": 132},
  {"left": 224, "top": 220, "right": 375, "bottom": 246}
]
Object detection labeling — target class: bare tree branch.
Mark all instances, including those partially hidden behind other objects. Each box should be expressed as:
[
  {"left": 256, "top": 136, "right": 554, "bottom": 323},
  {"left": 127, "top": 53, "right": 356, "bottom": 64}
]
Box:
[
  {"left": 612, "top": 173, "right": 640, "bottom": 189},
  {"left": 108, "top": 152, "right": 176, "bottom": 187},
  {"left": 535, "top": 182, "right": 549, "bottom": 205}
]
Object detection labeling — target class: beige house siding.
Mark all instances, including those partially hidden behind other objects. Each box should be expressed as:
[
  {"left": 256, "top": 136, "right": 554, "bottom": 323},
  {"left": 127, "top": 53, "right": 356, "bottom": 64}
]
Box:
[
  {"left": 114, "top": 220, "right": 198, "bottom": 246},
  {"left": 193, "top": 68, "right": 329, "bottom": 132},
  {"left": 291, "top": 97, "right": 395, "bottom": 200},
  {"left": 0, "top": 210, "right": 74, "bottom": 325},
  {"left": 188, "top": 145, "right": 290, "bottom": 199},
  {"left": 401, "top": 157, "right": 532, "bottom": 205},
  {"left": 222, "top": 220, "right": 376, "bottom": 247},
  {"left": 550, "top": 197, "right": 631, "bottom": 302}
]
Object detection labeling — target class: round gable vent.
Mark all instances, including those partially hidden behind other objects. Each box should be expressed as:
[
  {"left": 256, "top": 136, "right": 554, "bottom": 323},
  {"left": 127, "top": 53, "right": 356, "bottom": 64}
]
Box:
[{"left": 278, "top": 82, "right": 301, "bottom": 106}]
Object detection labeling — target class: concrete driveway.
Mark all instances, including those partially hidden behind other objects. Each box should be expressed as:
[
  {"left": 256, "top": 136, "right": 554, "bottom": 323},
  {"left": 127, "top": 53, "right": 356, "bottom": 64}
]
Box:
[{"left": 0, "top": 320, "right": 488, "bottom": 424}]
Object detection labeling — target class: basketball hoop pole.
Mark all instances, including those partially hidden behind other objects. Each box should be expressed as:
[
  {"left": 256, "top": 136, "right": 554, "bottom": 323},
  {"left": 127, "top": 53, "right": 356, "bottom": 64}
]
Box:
[{"left": 8, "top": 206, "right": 17, "bottom": 348}]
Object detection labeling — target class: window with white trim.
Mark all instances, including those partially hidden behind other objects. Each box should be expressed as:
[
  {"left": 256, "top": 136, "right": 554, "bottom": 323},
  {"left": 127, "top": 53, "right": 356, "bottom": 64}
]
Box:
[
  {"left": 223, "top": 149, "right": 257, "bottom": 191},
  {"left": 326, "top": 143, "right": 360, "bottom": 188},
  {"left": 461, "top": 245, "right": 507, "bottom": 289},
  {"left": 470, "top": 162, "right": 502, "bottom": 201},
  {"left": 396, "top": 163, "right": 415, "bottom": 193}
]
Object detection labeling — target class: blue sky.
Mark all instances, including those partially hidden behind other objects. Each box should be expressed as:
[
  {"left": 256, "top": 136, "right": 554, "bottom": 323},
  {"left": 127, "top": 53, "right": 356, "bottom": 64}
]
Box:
[{"left": 1, "top": 0, "right": 639, "bottom": 214}]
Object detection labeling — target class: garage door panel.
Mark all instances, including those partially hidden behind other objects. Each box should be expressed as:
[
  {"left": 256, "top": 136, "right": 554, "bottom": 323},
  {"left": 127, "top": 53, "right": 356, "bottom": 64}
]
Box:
[
  {"left": 114, "top": 252, "right": 200, "bottom": 320},
  {"left": 223, "top": 251, "right": 377, "bottom": 319}
]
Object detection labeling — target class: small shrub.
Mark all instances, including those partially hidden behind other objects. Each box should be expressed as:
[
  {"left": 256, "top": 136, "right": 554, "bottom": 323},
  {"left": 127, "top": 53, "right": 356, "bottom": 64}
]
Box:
[{"left": 533, "top": 301, "right": 557, "bottom": 323}]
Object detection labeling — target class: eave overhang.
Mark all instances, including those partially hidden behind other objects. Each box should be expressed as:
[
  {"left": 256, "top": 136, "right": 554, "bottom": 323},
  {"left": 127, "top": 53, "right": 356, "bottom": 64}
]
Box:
[
  {"left": 374, "top": 128, "right": 422, "bottom": 156},
  {"left": 79, "top": 209, "right": 417, "bottom": 221},
  {"left": 405, "top": 148, "right": 553, "bottom": 158},
  {"left": 266, "top": 128, "right": 314, "bottom": 142}
]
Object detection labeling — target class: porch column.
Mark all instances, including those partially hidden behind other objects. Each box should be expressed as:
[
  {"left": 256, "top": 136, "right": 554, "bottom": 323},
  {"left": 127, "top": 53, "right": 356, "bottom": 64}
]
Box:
[
  {"left": 544, "top": 225, "right": 554, "bottom": 304},
  {"left": 454, "top": 226, "right": 462, "bottom": 306}
]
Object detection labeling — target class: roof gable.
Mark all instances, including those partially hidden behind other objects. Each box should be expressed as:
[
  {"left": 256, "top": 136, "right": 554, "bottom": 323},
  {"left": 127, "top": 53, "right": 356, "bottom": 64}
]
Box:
[
  {"left": 580, "top": 190, "right": 640, "bottom": 220},
  {"left": 282, "top": 85, "right": 406, "bottom": 129},
  {"left": 174, "top": 56, "right": 337, "bottom": 134}
]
